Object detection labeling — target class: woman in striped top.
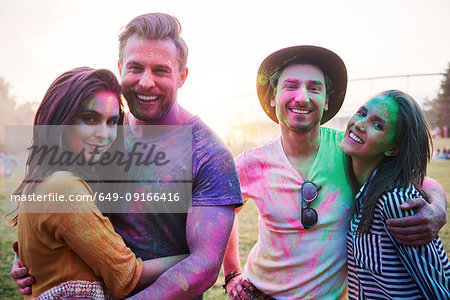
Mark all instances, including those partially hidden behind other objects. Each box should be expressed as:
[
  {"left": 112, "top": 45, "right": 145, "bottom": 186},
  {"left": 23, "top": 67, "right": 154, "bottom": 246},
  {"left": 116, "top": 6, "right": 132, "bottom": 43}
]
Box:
[{"left": 340, "top": 90, "right": 450, "bottom": 299}]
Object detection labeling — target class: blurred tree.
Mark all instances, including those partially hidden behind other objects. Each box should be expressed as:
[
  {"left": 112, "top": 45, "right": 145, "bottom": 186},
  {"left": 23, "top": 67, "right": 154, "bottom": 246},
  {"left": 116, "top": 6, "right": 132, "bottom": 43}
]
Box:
[
  {"left": 0, "top": 77, "right": 36, "bottom": 151},
  {"left": 424, "top": 63, "right": 450, "bottom": 135}
]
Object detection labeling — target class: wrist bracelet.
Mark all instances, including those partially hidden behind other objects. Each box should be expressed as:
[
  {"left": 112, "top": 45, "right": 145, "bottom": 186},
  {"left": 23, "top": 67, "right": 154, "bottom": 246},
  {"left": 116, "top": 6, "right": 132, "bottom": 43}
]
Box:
[{"left": 222, "top": 271, "right": 242, "bottom": 291}]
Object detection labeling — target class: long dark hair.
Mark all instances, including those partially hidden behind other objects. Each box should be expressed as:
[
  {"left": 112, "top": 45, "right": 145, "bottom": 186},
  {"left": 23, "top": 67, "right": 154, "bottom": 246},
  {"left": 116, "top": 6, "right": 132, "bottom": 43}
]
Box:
[
  {"left": 350, "top": 90, "right": 433, "bottom": 233},
  {"left": 10, "top": 67, "right": 124, "bottom": 226}
]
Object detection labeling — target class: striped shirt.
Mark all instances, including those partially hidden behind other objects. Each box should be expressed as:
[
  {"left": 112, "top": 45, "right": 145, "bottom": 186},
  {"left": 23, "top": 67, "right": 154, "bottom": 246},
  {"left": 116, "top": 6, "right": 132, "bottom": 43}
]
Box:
[{"left": 347, "top": 181, "right": 450, "bottom": 299}]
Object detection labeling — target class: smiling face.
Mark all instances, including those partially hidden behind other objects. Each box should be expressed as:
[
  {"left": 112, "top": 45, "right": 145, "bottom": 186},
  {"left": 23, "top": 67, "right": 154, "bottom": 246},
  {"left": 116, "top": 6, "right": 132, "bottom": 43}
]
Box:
[
  {"left": 341, "top": 95, "right": 400, "bottom": 164},
  {"left": 66, "top": 90, "right": 120, "bottom": 162},
  {"left": 119, "top": 35, "right": 188, "bottom": 124},
  {"left": 270, "top": 64, "right": 329, "bottom": 133}
]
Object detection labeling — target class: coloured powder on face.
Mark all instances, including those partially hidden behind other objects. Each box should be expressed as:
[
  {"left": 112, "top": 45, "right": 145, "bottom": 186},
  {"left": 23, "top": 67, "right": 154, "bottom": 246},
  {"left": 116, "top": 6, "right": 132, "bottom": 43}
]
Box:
[
  {"left": 87, "top": 99, "right": 96, "bottom": 110},
  {"left": 284, "top": 77, "right": 300, "bottom": 84}
]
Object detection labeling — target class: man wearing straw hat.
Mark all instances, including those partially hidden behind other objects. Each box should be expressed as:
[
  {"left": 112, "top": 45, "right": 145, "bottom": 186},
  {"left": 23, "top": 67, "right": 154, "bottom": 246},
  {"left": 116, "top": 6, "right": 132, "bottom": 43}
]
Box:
[{"left": 222, "top": 46, "right": 447, "bottom": 299}]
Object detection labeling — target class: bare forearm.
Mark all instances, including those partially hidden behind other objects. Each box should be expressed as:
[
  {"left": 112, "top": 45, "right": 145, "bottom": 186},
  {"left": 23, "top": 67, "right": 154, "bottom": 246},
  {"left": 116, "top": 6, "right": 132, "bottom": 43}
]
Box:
[
  {"left": 223, "top": 217, "right": 242, "bottom": 275},
  {"left": 133, "top": 254, "right": 189, "bottom": 293},
  {"left": 422, "top": 177, "right": 447, "bottom": 210},
  {"left": 129, "top": 206, "right": 236, "bottom": 299},
  {"left": 129, "top": 252, "right": 221, "bottom": 299}
]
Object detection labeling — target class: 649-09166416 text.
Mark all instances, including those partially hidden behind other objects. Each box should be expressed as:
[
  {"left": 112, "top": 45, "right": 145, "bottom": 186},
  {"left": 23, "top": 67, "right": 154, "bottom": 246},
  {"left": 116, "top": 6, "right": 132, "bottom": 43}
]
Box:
[{"left": 96, "top": 192, "right": 180, "bottom": 202}]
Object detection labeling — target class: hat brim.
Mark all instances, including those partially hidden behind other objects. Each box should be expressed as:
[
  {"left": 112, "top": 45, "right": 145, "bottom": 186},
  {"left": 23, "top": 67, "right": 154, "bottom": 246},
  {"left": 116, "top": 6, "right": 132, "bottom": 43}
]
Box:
[{"left": 256, "top": 45, "right": 347, "bottom": 124}]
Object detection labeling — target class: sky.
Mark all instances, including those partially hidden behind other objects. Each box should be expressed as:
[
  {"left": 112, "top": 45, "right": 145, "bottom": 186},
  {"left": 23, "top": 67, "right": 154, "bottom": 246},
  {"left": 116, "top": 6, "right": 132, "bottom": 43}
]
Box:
[{"left": 1, "top": 0, "right": 449, "bottom": 136}]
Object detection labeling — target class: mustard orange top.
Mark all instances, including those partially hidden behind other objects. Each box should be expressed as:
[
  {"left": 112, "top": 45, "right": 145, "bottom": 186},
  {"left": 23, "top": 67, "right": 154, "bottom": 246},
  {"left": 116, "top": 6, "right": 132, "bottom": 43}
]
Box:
[{"left": 18, "top": 171, "right": 143, "bottom": 299}]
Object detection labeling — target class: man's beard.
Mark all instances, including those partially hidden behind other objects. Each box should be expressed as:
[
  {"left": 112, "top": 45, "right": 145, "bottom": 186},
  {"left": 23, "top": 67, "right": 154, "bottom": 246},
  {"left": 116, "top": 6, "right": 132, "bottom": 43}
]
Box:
[
  {"left": 122, "top": 91, "right": 172, "bottom": 122},
  {"left": 131, "top": 102, "right": 171, "bottom": 122}
]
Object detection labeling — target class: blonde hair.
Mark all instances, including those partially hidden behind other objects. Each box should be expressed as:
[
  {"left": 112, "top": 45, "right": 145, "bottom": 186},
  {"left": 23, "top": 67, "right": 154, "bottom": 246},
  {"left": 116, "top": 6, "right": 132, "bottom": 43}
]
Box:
[{"left": 118, "top": 13, "right": 188, "bottom": 70}]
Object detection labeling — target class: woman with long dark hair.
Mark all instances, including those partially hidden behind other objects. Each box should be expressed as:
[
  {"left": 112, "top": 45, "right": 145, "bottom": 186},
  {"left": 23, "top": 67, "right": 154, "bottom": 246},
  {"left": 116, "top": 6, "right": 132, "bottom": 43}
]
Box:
[
  {"left": 341, "top": 90, "right": 450, "bottom": 299},
  {"left": 12, "top": 67, "right": 185, "bottom": 299}
]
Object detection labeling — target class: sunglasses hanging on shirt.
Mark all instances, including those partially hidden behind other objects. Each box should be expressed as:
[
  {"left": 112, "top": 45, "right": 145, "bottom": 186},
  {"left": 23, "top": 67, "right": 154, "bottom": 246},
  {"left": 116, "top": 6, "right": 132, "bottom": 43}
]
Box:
[{"left": 300, "top": 180, "right": 320, "bottom": 229}]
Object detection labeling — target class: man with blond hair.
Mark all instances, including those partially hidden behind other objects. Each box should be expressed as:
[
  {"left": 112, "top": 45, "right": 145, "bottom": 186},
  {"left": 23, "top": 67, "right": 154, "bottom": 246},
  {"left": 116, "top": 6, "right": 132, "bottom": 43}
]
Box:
[{"left": 11, "top": 13, "right": 242, "bottom": 299}]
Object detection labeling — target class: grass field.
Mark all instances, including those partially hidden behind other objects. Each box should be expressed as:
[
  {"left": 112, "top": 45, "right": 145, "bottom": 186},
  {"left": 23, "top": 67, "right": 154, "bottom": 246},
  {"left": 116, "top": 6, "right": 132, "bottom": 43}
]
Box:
[{"left": 0, "top": 139, "right": 449, "bottom": 299}]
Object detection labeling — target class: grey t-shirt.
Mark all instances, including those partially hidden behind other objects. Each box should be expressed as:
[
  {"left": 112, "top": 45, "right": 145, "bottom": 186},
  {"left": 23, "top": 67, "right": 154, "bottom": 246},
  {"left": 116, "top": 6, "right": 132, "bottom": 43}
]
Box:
[{"left": 109, "top": 115, "right": 242, "bottom": 256}]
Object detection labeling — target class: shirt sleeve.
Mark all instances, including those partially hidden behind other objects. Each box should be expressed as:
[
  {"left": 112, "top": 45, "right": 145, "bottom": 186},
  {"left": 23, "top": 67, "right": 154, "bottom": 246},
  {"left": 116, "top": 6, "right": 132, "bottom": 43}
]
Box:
[
  {"left": 191, "top": 126, "right": 243, "bottom": 207},
  {"left": 36, "top": 174, "right": 143, "bottom": 299},
  {"left": 234, "top": 151, "right": 251, "bottom": 213},
  {"left": 381, "top": 186, "right": 450, "bottom": 299}
]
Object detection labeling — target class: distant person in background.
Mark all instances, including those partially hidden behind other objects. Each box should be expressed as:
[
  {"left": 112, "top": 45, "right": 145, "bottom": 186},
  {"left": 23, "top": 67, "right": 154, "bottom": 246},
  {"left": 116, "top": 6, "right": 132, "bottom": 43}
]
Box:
[
  {"left": 442, "top": 147, "right": 449, "bottom": 159},
  {"left": 0, "top": 152, "right": 18, "bottom": 177},
  {"left": 432, "top": 126, "right": 441, "bottom": 138},
  {"left": 435, "top": 147, "right": 450, "bottom": 160},
  {"left": 433, "top": 148, "right": 441, "bottom": 159},
  {"left": 341, "top": 90, "right": 450, "bottom": 299}
]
